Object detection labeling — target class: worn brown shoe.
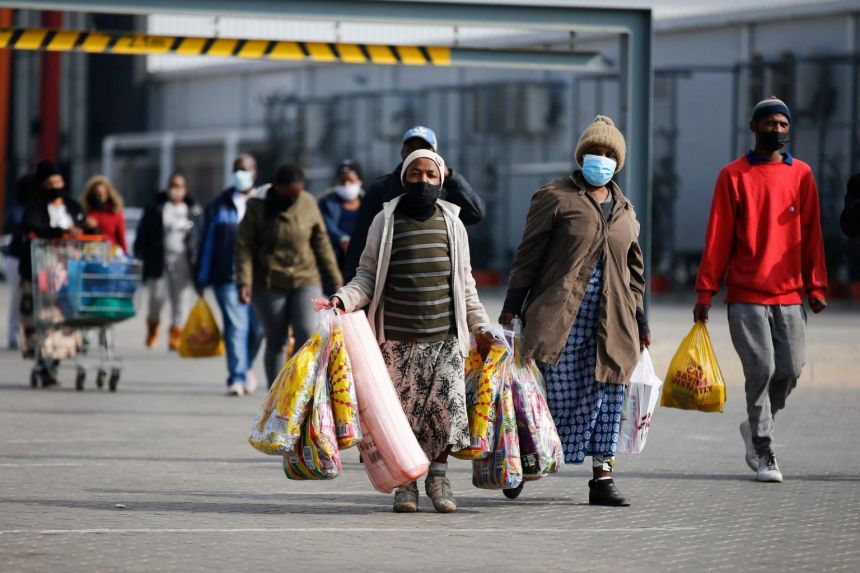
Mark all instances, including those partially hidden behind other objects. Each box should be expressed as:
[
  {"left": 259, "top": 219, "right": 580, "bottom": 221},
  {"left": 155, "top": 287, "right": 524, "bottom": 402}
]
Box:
[
  {"left": 168, "top": 325, "right": 182, "bottom": 352},
  {"left": 146, "top": 320, "right": 159, "bottom": 348},
  {"left": 393, "top": 482, "right": 419, "bottom": 513},
  {"left": 425, "top": 474, "right": 457, "bottom": 513}
]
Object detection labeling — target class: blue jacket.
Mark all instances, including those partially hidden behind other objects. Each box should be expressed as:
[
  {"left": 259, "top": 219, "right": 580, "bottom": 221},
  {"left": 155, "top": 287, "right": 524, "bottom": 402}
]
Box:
[{"left": 196, "top": 188, "right": 243, "bottom": 288}]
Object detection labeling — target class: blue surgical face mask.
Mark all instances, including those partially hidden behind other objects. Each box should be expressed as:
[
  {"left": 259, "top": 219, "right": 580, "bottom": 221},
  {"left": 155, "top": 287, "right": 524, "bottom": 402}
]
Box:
[
  {"left": 581, "top": 154, "right": 617, "bottom": 187},
  {"left": 232, "top": 170, "right": 255, "bottom": 192}
]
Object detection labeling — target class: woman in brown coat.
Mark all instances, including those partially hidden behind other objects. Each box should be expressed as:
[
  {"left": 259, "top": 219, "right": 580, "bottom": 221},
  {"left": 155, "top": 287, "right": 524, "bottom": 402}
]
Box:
[{"left": 499, "top": 115, "right": 650, "bottom": 507}]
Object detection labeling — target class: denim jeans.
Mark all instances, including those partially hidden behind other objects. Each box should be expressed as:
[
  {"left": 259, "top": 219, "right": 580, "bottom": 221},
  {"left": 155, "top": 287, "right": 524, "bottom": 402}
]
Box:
[
  {"left": 213, "top": 283, "right": 263, "bottom": 386},
  {"left": 252, "top": 284, "right": 322, "bottom": 387}
]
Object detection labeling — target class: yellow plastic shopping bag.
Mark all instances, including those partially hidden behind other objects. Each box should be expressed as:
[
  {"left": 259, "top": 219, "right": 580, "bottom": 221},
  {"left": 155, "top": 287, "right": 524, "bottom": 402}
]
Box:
[
  {"left": 179, "top": 298, "right": 225, "bottom": 358},
  {"left": 660, "top": 322, "right": 726, "bottom": 413}
]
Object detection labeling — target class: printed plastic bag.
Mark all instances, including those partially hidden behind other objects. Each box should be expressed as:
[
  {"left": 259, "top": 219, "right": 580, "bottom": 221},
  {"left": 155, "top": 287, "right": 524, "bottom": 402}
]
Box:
[
  {"left": 472, "top": 363, "right": 523, "bottom": 490},
  {"left": 327, "top": 316, "right": 362, "bottom": 449},
  {"left": 340, "top": 311, "right": 429, "bottom": 493},
  {"left": 618, "top": 349, "right": 663, "bottom": 454},
  {"left": 451, "top": 335, "right": 508, "bottom": 461},
  {"left": 510, "top": 336, "right": 563, "bottom": 480},
  {"left": 179, "top": 298, "right": 225, "bottom": 358},
  {"left": 660, "top": 322, "right": 726, "bottom": 413},
  {"left": 284, "top": 341, "right": 342, "bottom": 480},
  {"left": 248, "top": 315, "right": 331, "bottom": 455}
]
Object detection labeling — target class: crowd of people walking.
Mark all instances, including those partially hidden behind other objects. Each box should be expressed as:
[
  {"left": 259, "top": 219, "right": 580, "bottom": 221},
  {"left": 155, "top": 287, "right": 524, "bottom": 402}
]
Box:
[{"left": 4, "top": 98, "right": 859, "bottom": 511}]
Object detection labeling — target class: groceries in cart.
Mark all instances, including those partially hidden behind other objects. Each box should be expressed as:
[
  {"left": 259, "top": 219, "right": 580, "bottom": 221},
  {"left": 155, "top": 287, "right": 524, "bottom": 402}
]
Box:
[{"left": 26, "top": 237, "right": 142, "bottom": 391}]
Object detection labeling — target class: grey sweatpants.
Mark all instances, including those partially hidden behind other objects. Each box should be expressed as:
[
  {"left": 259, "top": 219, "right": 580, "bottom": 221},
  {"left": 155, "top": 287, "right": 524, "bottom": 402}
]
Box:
[
  {"left": 727, "top": 303, "right": 806, "bottom": 456},
  {"left": 147, "top": 257, "right": 192, "bottom": 327},
  {"left": 252, "top": 284, "right": 322, "bottom": 387}
]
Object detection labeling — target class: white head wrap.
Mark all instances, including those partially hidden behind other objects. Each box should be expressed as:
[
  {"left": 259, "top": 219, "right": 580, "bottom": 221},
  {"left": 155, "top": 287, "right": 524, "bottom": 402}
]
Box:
[{"left": 400, "top": 149, "right": 446, "bottom": 188}]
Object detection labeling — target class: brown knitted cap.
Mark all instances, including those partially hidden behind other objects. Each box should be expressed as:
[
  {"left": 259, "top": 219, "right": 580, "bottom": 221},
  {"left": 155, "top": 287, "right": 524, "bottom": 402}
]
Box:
[{"left": 574, "top": 115, "right": 627, "bottom": 173}]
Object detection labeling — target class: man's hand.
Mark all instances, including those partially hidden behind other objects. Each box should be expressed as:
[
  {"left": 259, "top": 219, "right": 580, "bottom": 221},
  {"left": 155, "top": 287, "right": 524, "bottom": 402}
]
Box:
[
  {"left": 239, "top": 285, "right": 252, "bottom": 304},
  {"left": 809, "top": 297, "right": 827, "bottom": 314},
  {"left": 340, "top": 237, "right": 350, "bottom": 252},
  {"left": 498, "top": 311, "right": 516, "bottom": 327},
  {"left": 693, "top": 303, "right": 710, "bottom": 323},
  {"left": 640, "top": 332, "right": 651, "bottom": 349}
]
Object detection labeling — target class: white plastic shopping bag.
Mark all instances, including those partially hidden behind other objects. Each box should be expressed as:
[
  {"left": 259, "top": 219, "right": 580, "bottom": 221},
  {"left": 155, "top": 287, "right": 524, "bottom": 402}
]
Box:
[{"left": 619, "top": 349, "right": 663, "bottom": 454}]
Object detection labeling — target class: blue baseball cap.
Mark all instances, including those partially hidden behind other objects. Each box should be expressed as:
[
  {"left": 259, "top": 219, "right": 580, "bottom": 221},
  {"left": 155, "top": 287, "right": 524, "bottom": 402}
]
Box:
[{"left": 402, "top": 125, "right": 437, "bottom": 151}]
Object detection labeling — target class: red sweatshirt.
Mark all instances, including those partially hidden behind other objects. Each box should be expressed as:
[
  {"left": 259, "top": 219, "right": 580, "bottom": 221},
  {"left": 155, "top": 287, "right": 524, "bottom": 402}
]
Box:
[
  {"left": 87, "top": 207, "right": 128, "bottom": 254},
  {"left": 696, "top": 153, "right": 827, "bottom": 306}
]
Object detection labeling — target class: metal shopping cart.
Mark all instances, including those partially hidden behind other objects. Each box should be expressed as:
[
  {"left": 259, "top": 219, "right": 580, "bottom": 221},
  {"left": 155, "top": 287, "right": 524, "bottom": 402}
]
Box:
[{"left": 29, "top": 237, "right": 142, "bottom": 391}]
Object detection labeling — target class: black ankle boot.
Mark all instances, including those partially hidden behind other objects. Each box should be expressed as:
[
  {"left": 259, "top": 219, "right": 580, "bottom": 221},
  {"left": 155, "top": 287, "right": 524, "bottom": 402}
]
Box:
[{"left": 588, "top": 478, "right": 630, "bottom": 506}]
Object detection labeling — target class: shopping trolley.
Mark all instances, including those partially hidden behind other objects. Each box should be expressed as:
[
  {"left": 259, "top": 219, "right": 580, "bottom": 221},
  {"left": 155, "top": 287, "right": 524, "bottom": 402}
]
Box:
[{"left": 29, "top": 237, "right": 142, "bottom": 390}]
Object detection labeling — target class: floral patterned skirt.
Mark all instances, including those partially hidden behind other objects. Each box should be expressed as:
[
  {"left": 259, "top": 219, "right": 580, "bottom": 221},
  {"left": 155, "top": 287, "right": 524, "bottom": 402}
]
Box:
[
  {"left": 539, "top": 264, "right": 625, "bottom": 465},
  {"left": 380, "top": 336, "right": 468, "bottom": 461}
]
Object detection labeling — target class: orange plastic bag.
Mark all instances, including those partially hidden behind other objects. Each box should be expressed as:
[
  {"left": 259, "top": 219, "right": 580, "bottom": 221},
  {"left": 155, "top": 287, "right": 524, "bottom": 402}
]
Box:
[
  {"left": 660, "top": 322, "right": 726, "bottom": 413},
  {"left": 179, "top": 298, "right": 225, "bottom": 358}
]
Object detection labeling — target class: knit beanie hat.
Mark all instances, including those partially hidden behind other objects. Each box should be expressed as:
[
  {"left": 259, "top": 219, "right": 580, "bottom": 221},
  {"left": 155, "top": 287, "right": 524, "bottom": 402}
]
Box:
[
  {"left": 574, "top": 115, "right": 626, "bottom": 173},
  {"left": 752, "top": 96, "right": 791, "bottom": 123},
  {"left": 401, "top": 149, "right": 446, "bottom": 187}
]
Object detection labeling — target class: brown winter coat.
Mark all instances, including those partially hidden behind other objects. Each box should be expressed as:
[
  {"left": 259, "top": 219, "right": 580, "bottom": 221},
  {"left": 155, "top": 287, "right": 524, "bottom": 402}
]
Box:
[{"left": 506, "top": 171, "right": 645, "bottom": 384}]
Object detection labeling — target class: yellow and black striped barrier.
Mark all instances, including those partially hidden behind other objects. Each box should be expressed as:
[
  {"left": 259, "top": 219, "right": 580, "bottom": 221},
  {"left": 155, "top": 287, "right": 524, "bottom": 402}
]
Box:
[{"left": 0, "top": 27, "right": 452, "bottom": 65}]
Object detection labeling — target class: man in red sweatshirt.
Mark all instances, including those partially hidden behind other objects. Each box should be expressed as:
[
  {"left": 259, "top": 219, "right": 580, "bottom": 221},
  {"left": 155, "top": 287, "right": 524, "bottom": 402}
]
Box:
[{"left": 694, "top": 96, "right": 827, "bottom": 483}]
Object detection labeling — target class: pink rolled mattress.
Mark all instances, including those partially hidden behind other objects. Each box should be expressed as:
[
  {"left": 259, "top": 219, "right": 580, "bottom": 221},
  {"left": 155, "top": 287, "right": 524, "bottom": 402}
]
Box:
[{"left": 339, "top": 311, "right": 429, "bottom": 493}]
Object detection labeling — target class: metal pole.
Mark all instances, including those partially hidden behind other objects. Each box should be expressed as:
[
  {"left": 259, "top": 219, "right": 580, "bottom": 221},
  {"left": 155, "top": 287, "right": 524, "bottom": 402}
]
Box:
[{"left": 623, "top": 13, "right": 653, "bottom": 309}]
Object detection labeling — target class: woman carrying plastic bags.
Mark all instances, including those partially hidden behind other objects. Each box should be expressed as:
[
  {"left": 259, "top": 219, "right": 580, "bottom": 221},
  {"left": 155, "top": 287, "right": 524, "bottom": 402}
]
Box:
[
  {"left": 322, "top": 149, "right": 497, "bottom": 514},
  {"left": 499, "top": 116, "right": 651, "bottom": 507}
]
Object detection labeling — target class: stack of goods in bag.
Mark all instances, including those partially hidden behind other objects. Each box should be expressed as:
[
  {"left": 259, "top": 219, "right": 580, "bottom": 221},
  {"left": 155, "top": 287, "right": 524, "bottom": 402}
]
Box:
[
  {"left": 248, "top": 323, "right": 329, "bottom": 456},
  {"left": 327, "top": 319, "right": 362, "bottom": 449},
  {"left": 472, "top": 366, "right": 523, "bottom": 490},
  {"left": 510, "top": 344, "right": 563, "bottom": 481},
  {"left": 452, "top": 341, "right": 508, "bottom": 461},
  {"left": 283, "top": 340, "right": 342, "bottom": 480},
  {"left": 339, "top": 311, "right": 429, "bottom": 493}
]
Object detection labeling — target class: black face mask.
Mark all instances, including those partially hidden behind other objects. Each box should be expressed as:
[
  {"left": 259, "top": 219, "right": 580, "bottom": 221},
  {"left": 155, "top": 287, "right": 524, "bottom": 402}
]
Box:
[
  {"left": 43, "top": 188, "right": 64, "bottom": 202},
  {"left": 399, "top": 181, "right": 442, "bottom": 220},
  {"left": 759, "top": 131, "right": 790, "bottom": 152},
  {"left": 268, "top": 193, "right": 295, "bottom": 212},
  {"left": 88, "top": 196, "right": 105, "bottom": 210}
]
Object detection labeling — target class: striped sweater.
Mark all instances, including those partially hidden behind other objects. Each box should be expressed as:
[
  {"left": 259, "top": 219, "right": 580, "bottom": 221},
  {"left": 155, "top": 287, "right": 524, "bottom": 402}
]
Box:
[{"left": 383, "top": 206, "right": 455, "bottom": 341}]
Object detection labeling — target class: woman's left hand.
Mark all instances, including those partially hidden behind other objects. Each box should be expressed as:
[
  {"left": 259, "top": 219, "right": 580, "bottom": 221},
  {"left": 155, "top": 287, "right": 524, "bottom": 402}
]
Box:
[
  {"left": 640, "top": 332, "right": 651, "bottom": 349},
  {"left": 475, "top": 330, "right": 502, "bottom": 360}
]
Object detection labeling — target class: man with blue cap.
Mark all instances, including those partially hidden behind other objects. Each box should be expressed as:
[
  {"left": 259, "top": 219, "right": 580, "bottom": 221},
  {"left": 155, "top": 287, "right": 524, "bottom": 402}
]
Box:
[{"left": 343, "top": 125, "right": 485, "bottom": 281}]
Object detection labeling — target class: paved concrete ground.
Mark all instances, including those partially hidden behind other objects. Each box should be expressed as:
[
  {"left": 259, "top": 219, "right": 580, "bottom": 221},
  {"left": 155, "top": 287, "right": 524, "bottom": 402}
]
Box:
[{"left": 0, "top": 284, "right": 859, "bottom": 572}]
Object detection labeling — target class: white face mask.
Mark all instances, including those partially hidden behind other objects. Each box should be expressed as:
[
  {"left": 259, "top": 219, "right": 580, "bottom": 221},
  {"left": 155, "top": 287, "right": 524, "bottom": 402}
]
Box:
[
  {"left": 335, "top": 183, "right": 361, "bottom": 201},
  {"left": 167, "top": 187, "right": 186, "bottom": 203},
  {"left": 232, "top": 170, "right": 255, "bottom": 192}
]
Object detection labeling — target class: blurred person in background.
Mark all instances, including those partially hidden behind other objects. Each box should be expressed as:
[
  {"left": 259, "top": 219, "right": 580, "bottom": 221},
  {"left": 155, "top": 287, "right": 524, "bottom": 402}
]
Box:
[
  {"left": 318, "top": 159, "right": 364, "bottom": 283},
  {"left": 81, "top": 175, "right": 128, "bottom": 254},
  {"left": 3, "top": 174, "right": 38, "bottom": 350},
  {"left": 197, "top": 154, "right": 265, "bottom": 397},
  {"left": 499, "top": 116, "right": 648, "bottom": 507},
  {"left": 18, "top": 161, "right": 87, "bottom": 385},
  {"left": 694, "top": 97, "right": 827, "bottom": 483},
  {"left": 235, "top": 164, "right": 342, "bottom": 387},
  {"left": 343, "top": 126, "right": 485, "bottom": 282},
  {"left": 842, "top": 172, "right": 860, "bottom": 237},
  {"left": 134, "top": 173, "right": 202, "bottom": 351}
]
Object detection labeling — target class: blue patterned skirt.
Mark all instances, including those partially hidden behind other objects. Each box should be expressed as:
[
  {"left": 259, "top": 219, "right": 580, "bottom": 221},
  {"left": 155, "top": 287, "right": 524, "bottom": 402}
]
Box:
[{"left": 539, "top": 264, "right": 625, "bottom": 464}]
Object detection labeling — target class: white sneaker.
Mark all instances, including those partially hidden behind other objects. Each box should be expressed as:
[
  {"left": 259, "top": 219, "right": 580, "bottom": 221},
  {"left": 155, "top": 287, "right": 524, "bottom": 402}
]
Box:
[
  {"left": 740, "top": 421, "right": 759, "bottom": 471},
  {"left": 226, "top": 383, "right": 245, "bottom": 397},
  {"left": 245, "top": 372, "right": 258, "bottom": 394},
  {"left": 756, "top": 453, "right": 783, "bottom": 483}
]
